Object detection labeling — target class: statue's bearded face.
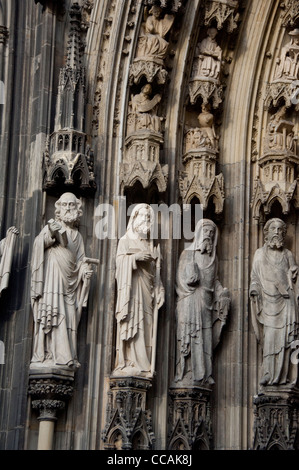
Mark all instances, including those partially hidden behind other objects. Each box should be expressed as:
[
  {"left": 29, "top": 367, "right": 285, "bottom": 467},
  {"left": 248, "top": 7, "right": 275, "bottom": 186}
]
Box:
[
  {"left": 265, "top": 221, "right": 285, "bottom": 249},
  {"left": 196, "top": 224, "right": 215, "bottom": 254},
  {"left": 133, "top": 207, "right": 153, "bottom": 237},
  {"left": 59, "top": 195, "right": 79, "bottom": 225}
]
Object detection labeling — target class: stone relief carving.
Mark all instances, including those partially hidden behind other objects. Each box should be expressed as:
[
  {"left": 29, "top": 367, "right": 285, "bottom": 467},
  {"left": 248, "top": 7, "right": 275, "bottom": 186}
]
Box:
[
  {"left": 103, "top": 377, "right": 155, "bottom": 450},
  {"left": 112, "top": 204, "right": 164, "bottom": 378},
  {"left": 189, "top": 28, "right": 223, "bottom": 107},
  {"left": 129, "top": 5, "right": 175, "bottom": 85},
  {"left": 127, "top": 83, "right": 163, "bottom": 134},
  {"left": 30, "top": 192, "right": 97, "bottom": 371},
  {"left": 179, "top": 105, "right": 224, "bottom": 213},
  {"left": 250, "top": 218, "right": 299, "bottom": 387},
  {"left": 203, "top": 0, "right": 239, "bottom": 33},
  {"left": 274, "top": 28, "right": 299, "bottom": 82},
  {"left": 121, "top": 83, "right": 168, "bottom": 194},
  {"left": 265, "top": 28, "right": 299, "bottom": 110},
  {"left": 0, "top": 226, "right": 19, "bottom": 297},
  {"left": 251, "top": 105, "right": 299, "bottom": 220},
  {"left": 174, "top": 219, "right": 230, "bottom": 386},
  {"left": 168, "top": 388, "right": 212, "bottom": 450}
]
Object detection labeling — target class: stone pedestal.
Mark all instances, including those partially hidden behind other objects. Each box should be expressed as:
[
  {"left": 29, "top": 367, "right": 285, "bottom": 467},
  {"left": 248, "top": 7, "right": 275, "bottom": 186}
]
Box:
[
  {"left": 28, "top": 368, "right": 74, "bottom": 450},
  {"left": 102, "top": 376, "right": 155, "bottom": 450},
  {"left": 168, "top": 386, "right": 212, "bottom": 450},
  {"left": 120, "top": 131, "right": 168, "bottom": 194},
  {"left": 253, "top": 387, "right": 299, "bottom": 450}
]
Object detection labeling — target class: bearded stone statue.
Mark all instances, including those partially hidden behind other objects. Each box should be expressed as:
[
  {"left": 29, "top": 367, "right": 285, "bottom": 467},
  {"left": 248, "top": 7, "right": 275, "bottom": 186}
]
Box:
[
  {"left": 250, "top": 218, "right": 299, "bottom": 386},
  {"left": 30, "top": 192, "right": 93, "bottom": 370},
  {"left": 175, "top": 219, "right": 230, "bottom": 386}
]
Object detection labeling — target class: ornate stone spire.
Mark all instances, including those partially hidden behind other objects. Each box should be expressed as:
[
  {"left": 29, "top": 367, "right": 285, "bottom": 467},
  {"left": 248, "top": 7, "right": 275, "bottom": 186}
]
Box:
[{"left": 43, "top": 2, "right": 96, "bottom": 197}]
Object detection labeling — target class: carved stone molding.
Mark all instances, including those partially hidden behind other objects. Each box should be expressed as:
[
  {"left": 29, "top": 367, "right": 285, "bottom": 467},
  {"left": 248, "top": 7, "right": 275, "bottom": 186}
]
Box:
[
  {"left": 179, "top": 108, "right": 225, "bottom": 214},
  {"left": 129, "top": 59, "right": 169, "bottom": 85},
  {"left": 102, "top": 377, "right": 155, "bottom": 450},
  {"left": 121, "top": 131, "right": 168, "bottom": 194},
  {"left": 264, "top": 81, "right": 299, "bottom": 110},
  {"left": 179, "top": 150, "right": 224, "bottom": 213},
  {"left": 203, "top": 0, "right": 239, "bottom": 33},
  {"left": 28, "top": 369, "right": 74, "bottom": 421},
  {"left": 251, "top": 106, "right": 299, "bottom": 220},
  {"left": 144, "top": 0, "right": 183, "bottom": 12},
  {"left": 43, "top": 131, "right": 96, "bottom": 196},
  {"left": 281, "top": 0, "right": 299, "bottom": 27},
  {"left": 168, "top": 387, "right": 212, "bottom": 450},
  {"left": 189, "top": 79, "right": 224, "bottom": 107},
  {"left": 253, "top": 388, "right": 299, "bottom": 450}
]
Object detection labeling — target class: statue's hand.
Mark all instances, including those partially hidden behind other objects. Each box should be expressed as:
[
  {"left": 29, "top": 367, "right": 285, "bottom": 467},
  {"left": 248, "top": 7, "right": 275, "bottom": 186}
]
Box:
[
  {"left": 83, "top": 264, "right": 93, "bottom": 280},
  {"left": 7, "top": 226, "right": 19, "bottom": 236},
  {"left": 135, "top": 252, "right": 153, "bottom": 262},
  {"left": 49, "top": 220, "right": 62, "bottom": 237}
]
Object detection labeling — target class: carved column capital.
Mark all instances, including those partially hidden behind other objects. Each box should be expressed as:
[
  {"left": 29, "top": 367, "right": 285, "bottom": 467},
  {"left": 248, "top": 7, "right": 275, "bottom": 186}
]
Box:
[{"left": 28, "top": 371, "right": 74, "bottom": 421}]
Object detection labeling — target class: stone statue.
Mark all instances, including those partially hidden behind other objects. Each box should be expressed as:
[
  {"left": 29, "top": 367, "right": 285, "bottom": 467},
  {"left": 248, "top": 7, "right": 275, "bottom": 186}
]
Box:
[
  {"left": 194, "top": 28, "right": 222, "bottom": 80},
  {"left": 136, "top": 5, "right": 175, "bottom": 62},
  {"left": 274, "top": 28, "right": 299, "bottom": 81},
  {"left": 197, "top": 103, "right": 218, "bottom": 149},
  {"left": 175, "top": 219, "right": 230, "bottom": 385},
  {"left": 265, "top": 105, "right": 297, "bottom": 154},
  {"left": 30, "top": 192, "right": 94, "bottom": 370},
  {"left": 0, "top": 226, "right": 19, "bottom": 296},
  {"left": 250, "top": 218, "right": 299, "bottom": 386},
  {"left": 112, "top": 203, "right": 165, "bottom": 378},
  {"left": 127, "top": 83, "right": 162, "bottom": 133}
]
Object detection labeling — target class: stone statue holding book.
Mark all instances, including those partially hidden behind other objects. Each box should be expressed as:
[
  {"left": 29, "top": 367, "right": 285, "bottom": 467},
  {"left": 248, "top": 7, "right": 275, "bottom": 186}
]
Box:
[{"left": 30, "top": 192, "right": 97, "bottom": 370}]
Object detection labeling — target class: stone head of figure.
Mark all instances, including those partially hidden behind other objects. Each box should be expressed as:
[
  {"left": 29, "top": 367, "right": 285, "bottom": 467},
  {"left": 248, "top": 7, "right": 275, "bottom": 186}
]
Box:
[
  {"left": 149, "top": 5, "right": 162, "bottom": 18},
  {"left": 193, "top": 219, "right": 217, "bottom": 255},
  {"left": 264, "top": 218, "right": 286, "bottom": 249},
  {"left": 129, "top": 203, "right": 154, "bottom": 238},
  {"left": 207, "top": 27, "right": 218, "bottom": 40},
  {"left": 55, "top": 192, "right": 82, "bottom": 226},
  {"left": 142, "top": 83, "right": 152, "bottom": 97}
]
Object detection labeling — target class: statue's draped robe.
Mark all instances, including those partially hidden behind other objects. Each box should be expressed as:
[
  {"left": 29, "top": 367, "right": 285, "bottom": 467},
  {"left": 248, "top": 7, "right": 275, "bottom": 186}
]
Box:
[
  {"left": 136, "top": 14, "right": 174, "bottom": 60},
  {"left": 196, "top": 37, "right": 222, "bottom": 79},
  {"left": 114, "top": 234, "right": 155, "bottom": 376},
  {"left": 0, "top": 230, "right": 18, "bottom": 295},
  {"left": 250, "top": 245, "right": 299, "bottom": 384},
  {"left": 31, "top": 225, "right": 86, "bottom": 367},
  {"left": 176, "top": 248, "right": 225, "bottom": 383}
]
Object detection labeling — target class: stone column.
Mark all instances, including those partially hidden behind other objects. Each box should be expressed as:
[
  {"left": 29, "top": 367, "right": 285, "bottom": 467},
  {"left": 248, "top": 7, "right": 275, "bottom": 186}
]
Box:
[{"left": 28, "top": 369, "right": 74, "bottom": 450}]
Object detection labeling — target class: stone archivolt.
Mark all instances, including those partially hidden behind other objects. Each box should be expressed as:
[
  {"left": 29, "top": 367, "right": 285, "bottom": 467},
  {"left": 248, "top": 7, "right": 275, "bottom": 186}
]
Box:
[
  {"left": 180, "top": 8, "right": 237, "bottom": 214},
  {"left": 121, "top": 1, "right": 184, "bottom": 195},
  {"left": 252, "top": 20, "right": 299, "bottom": 221},
  {"left": 252, "top": 105, "right": 299, "bottom": 220}
]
